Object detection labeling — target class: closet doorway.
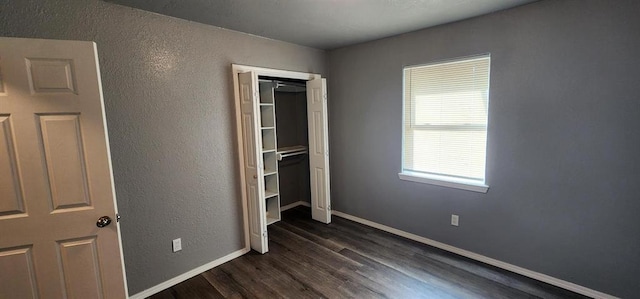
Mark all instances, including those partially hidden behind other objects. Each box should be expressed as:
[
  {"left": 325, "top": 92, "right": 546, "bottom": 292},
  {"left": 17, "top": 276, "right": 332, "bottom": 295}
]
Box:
[{"left": 232, "top": 65, "right": 331, "bottom": 254}]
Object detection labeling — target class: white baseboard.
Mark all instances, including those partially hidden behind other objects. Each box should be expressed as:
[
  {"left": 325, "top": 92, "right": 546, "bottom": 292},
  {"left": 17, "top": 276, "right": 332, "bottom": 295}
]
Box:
[
  {"left": 281, "top": 200, "right": 310, "bottom": 211},
  {"left": 128, "top": 247, "right": 250, "bottom": 299},
  {"left": 331, "top": 210, "right": 616, "bottom": 299}
]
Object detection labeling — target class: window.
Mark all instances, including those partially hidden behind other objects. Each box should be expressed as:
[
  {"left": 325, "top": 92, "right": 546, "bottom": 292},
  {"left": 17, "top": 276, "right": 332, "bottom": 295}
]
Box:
[{"left": 399, "top": 55, "right": 490, "bottom": 193}]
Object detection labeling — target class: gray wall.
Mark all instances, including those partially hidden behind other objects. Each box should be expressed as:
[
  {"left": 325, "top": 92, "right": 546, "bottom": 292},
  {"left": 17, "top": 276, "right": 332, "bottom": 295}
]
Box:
[
  {"left": 327, "top": 1, "right": 640, "bottom": 297},
  {"left": 0, "top": 0, "right": 325, "bottom": 294}
]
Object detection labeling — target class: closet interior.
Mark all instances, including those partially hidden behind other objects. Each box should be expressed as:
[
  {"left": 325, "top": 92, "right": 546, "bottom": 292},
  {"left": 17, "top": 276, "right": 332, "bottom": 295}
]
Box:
[{"left": 257, "top": 77, "right": 311, "bottom": 226}]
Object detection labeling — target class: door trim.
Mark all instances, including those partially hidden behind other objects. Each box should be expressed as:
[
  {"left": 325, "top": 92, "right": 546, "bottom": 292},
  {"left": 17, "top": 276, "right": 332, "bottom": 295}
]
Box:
[{"left": 231, "top": 64, "right": 321, "bottom": 250}]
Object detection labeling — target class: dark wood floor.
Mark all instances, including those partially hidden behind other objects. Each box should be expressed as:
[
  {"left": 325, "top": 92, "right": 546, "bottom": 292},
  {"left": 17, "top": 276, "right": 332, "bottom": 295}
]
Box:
[{"left": 150, "top": 207, "right": 588, "bottom": 299}]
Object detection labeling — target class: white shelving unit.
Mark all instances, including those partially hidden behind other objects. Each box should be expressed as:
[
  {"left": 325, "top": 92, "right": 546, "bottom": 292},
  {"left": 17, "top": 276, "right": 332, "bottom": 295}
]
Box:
[{"left": 259, "top": 82, "right": 281, "bottom": 225}]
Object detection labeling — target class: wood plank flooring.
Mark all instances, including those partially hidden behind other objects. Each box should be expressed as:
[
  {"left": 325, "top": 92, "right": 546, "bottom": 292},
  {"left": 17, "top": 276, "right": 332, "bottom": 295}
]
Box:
[{"left": 150, "top": 207, "right": 588, "bottom": 299}]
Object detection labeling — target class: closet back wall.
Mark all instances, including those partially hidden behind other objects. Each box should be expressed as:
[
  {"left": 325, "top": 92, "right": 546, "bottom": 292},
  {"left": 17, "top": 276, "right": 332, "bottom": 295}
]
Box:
[
  {"left": 275, "top": 91, "right": 311, "bottom": 207},
  {"left": 327, "top": 0, "right": 640, "bottom": 297},
  {"left": 0, "top": 0, "right": 325, "bottom": 295}
]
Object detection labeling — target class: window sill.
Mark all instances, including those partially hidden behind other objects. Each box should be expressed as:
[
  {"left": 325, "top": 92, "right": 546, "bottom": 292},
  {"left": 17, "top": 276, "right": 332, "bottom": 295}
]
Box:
[{"left": 398, "top": 172, "right": 489, "bottom": 193}]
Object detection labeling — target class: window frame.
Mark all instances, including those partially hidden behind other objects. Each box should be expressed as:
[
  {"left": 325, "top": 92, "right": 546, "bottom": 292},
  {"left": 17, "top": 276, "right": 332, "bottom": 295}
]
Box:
[{"left": 399, "top": 54, "right": 491, "bottom": 193}]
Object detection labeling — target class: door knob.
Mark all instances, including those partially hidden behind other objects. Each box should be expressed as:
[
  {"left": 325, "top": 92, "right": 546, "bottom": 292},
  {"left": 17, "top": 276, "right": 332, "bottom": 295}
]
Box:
[
  {"left": 253, "top": 174, "right": 257, "bottom": 179},
  {"left": 96, "top": 216, "right": 112, "bottom": 228}
]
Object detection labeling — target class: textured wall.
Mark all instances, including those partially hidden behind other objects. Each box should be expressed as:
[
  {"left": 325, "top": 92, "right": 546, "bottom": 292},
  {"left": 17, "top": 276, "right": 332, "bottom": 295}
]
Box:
[
  {"left": 0, "top": 0, "right": 325, "bottom": 294},
  {"left": 327, "top": 0, "right": 640, "bottom": 297}
]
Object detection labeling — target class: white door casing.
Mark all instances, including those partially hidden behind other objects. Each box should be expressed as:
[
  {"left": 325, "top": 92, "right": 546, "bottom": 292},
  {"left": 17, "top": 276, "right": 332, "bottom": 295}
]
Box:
[
  {"left": 238, "top": 71, "right": 268, "bottom": 254},
  {"left": 306, "top": 78, "right": 331, "bottom": 224},
  {"left": 0, "top": 37, "right": 127, "bottom": 298}
]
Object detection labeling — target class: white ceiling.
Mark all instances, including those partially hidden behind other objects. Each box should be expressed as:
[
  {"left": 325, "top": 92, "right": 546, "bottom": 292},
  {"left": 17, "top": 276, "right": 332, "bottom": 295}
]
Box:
[{"left": 106, "top": 0, "right": 537, "bottom": 50}]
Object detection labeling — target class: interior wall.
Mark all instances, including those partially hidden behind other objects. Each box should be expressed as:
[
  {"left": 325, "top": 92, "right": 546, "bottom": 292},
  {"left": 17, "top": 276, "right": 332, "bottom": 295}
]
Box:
[
  {"left": 327, "top": 0, "right": 640, "bottom": 297},
  {"left": 274, "top": 91, "right": 308, "bottom": 149},
  {"left": 0, "top": 0, "right": 325, "bottom": 294}
]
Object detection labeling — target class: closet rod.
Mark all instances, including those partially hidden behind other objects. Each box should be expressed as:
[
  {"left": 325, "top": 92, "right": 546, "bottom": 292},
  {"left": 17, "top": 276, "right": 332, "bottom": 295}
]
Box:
[
  {"left": 277, "top": 151, "right": 308, "bottom": 161},
  {"left": 277, "top": 145, "right": 308, "bottom": 161}
]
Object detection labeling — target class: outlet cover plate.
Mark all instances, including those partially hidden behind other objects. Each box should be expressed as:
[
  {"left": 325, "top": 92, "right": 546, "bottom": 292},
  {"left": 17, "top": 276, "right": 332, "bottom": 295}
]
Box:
[
  {"left": 172, "top": 238, "right": 182, "bottom": 252},
  {"left": 451, "top": 215, "right": 459, "bottom": 226}
]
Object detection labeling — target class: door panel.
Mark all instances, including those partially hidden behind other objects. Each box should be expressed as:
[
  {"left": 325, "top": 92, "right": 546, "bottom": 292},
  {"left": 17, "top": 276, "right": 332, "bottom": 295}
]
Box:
[
  {"left": 0, "top": 115, "right": 25, "bottom": 217},
  {"left": 242, "top": 114, "right": 257, "bottom": 170},
  {"left": 306, "top": 78, "right": 331, "bottom": 224},
  {"left": 0, "top": 246, "right": 38, "bottom": 299},
  {"left": 57, "top": 237, "right": 103, "bottom": 299},
  {"left": 313, "top": 168, "right": 326, "bottom": 209},
  {"left": 312, "top": 111, "right": 323, "bottom": 155},
  {"left": 238, "top": 71, "right": 268, "bottom": 253},
  {"left": 38, "top": 114, "right": 91, "bottom": 211},
  {"left": 0, "top": 37, "right": 126, "bottom": 298},
  {"left": 0, "top": 68, "right": 5, "bottom": 94},
  {"left": 26, "top": 58, "right": 77, "bottom": 94}
]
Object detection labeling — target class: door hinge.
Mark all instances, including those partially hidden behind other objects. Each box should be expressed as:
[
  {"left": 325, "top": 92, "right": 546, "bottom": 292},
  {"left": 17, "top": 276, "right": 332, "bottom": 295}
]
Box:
[
  {"left": 116, "top": 213, "right": 121, "bottom": 222},
  {"left": 328, "top": 205, "right": 331, "bottom": 210}
]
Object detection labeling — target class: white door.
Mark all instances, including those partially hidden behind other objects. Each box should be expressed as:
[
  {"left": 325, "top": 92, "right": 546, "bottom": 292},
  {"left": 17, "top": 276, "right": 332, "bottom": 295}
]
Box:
[
  {"left": 238, "top": 71, "right": 268, "bottom": 253},
  {"left": 307, "top": 78, "right": 331, "bottom": 223},
  {"left": 0, "top": 37, "right": 127, "bottom": 298}
]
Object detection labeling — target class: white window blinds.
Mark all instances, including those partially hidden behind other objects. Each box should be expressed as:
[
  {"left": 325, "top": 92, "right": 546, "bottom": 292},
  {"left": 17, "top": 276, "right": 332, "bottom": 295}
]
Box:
[{"left": 403, "top": 55, "right": 490, "bottom": 183}]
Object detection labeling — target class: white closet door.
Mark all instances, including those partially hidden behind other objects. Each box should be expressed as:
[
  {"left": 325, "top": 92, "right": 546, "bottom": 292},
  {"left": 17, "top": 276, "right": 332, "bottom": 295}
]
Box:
[
  {"left": 238, "top": 72, "right": 268, "bottom": 253},
  {"left": 306, "top": 78, "right": 331, "bottom": 224}
]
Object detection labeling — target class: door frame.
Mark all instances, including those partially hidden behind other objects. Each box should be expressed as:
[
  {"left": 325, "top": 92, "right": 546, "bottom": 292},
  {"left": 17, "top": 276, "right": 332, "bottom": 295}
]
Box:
[{"left": 231, "top": 64, "right": 321, "bottom": 250}]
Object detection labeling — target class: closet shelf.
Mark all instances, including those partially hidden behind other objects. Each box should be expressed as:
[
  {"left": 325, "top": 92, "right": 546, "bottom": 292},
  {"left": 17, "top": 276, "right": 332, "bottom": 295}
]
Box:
[
  {"left": 265, "top": 190, "right": 278, "bottom": 198},
  {"left": 266, "top": 216, "right": 279, "bottom": 225},
  {"left": 277, "top": 145, "right": 308, "bottom": 161}
]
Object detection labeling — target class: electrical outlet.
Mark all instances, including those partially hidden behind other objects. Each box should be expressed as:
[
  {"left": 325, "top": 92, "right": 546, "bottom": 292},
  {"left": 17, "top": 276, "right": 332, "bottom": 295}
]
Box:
[
  {"left": 172, "top": 238, "right": 182, "bottom": 252},
  {"left": 451, "top": 214, "right": 459, "bottom": 227}
]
